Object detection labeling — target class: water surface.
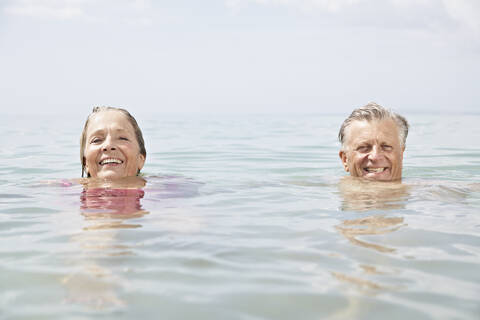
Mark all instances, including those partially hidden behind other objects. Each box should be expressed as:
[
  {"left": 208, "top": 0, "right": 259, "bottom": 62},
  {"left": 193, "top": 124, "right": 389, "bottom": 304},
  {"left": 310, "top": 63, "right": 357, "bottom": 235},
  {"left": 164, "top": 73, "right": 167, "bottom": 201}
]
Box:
[{"left": 1, "top": 113, "right": 479, "bottom": 319}]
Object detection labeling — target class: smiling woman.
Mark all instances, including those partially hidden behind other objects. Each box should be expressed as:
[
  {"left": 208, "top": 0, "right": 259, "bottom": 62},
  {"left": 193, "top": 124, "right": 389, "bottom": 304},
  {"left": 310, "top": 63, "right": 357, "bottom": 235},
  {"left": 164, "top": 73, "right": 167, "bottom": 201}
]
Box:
[{"left": 80, "top": 106, "right": 146, "bottom": 179}]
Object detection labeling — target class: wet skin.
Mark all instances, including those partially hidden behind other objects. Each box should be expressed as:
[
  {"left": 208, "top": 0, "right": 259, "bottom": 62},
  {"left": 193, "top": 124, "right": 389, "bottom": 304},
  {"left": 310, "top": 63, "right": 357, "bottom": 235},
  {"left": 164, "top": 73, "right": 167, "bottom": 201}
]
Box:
[
  {"left": 339, "top": 118, "right": 405, "bottom": 181},
  {"left": 84, "top": 110, "right": 145, "bottom": 179}
]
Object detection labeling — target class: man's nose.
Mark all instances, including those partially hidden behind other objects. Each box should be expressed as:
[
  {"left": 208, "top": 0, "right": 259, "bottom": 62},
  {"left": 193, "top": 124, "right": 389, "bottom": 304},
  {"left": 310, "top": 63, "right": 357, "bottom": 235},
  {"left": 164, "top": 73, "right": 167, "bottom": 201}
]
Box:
[
  {"left": 368, "top": 145, "right": 383, "bottom": 160},
  {"left": 102, "top": 136, "right": 117, "bottom": 151}
]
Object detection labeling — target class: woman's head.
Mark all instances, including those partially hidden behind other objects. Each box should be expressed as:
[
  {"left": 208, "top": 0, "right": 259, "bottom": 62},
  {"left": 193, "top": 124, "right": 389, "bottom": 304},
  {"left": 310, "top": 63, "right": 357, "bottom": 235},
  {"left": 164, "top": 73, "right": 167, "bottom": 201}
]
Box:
[{"left": 80, "top": 106, "right": 146, "bottom": 179}]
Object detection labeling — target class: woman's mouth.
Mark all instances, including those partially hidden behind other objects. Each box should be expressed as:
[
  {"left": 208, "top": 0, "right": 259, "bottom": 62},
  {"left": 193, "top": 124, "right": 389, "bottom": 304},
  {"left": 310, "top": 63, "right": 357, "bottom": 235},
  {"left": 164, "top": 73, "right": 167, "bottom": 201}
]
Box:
[{"left": 99, "top": 158, "right": 123, "bottom": 165}]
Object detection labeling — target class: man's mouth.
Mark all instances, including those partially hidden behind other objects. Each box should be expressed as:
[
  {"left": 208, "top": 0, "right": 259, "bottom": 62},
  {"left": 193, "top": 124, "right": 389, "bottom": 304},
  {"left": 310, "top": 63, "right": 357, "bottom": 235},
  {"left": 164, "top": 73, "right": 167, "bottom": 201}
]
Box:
[
  {"left": 99, "top": 158, "right": 123, "bottom": 165},
  {"left": 364, "top": 167, "right": 387, "bottom": 173}
]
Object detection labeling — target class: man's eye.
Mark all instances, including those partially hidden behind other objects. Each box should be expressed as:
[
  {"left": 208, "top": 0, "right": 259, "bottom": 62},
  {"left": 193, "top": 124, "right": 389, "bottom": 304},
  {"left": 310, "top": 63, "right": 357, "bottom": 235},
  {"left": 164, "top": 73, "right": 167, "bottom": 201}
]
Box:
[
  {"left": 383, "top": 145, "right": 393, "bottom": 151},
  {"left": 357, "top": 146, "right": 369, "bottom": 152},
  {"left": 91, "top": 138, "right": 102, "bottom": 143},
  {"left": 119, "top": 137, "right": 129, "bottom": 141}
]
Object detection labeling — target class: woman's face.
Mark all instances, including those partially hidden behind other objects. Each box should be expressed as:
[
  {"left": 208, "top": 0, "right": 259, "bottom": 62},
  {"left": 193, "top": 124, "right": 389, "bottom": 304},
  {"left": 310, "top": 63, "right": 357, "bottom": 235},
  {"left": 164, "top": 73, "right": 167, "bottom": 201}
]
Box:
[{"left": 83, "top": 110, "right": 145, "bottom": 179}]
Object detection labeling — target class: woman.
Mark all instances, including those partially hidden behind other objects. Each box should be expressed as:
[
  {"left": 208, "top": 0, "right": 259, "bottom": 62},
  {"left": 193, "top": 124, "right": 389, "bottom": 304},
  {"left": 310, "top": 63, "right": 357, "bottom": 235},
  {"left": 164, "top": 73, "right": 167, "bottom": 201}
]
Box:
[{"left": 80, "top": 106, "right": 146, "bottom": 179}]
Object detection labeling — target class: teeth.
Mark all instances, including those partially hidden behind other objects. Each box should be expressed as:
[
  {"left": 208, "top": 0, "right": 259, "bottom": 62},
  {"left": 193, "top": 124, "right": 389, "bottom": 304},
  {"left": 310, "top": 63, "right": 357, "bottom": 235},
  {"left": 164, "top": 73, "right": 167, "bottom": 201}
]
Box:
[
  {"left": 100, "top": 158, "right": 122, "bottom": 165},
  {"left": 365, "top": 167, "right": 385, "bottom": 173}
]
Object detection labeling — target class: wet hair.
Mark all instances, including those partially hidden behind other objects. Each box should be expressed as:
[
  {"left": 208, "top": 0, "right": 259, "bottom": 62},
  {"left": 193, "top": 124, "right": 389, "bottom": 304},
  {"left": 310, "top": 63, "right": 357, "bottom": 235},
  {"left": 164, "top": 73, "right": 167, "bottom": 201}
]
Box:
[
  {"left": 338, "top": 102, "right": 409, "bottom": 150},
  {"left": 80, "top": 106, "right": 146, "bottom": 177}
]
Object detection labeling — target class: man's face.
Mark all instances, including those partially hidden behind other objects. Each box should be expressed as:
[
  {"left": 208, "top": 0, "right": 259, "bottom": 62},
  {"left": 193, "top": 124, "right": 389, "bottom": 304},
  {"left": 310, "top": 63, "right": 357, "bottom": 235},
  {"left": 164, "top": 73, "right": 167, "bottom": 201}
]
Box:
[{"left": 339, "top": 118, "right": 405, "bottom": 181}]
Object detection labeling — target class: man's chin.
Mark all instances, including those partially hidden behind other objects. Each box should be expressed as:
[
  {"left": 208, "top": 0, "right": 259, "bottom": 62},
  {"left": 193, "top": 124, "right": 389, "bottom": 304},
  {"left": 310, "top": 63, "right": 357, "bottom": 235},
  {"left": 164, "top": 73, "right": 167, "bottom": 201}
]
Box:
[
  {"left": 363, "top": 175, "right": 392, "bottom": 181},
  {"left": 359, "top": 169, "right": 395, "bottom": 181}
]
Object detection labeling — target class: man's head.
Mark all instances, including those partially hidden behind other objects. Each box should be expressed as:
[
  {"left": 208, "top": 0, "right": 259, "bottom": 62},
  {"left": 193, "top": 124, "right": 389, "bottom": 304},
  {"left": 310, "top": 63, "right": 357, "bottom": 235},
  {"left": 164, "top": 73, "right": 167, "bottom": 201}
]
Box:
[{"left": 338, "top": 102, "right": 409, "bottom": 181}]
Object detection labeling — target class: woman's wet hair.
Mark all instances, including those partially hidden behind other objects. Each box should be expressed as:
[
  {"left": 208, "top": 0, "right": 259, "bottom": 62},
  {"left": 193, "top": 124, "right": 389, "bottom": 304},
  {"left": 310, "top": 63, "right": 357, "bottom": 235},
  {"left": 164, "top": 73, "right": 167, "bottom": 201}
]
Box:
[
  {"left": 338, "top": 102, "right": 409, "bottom": 150},
  {"left": 80, "top": 106, "right": 146, "bottom": 177}
]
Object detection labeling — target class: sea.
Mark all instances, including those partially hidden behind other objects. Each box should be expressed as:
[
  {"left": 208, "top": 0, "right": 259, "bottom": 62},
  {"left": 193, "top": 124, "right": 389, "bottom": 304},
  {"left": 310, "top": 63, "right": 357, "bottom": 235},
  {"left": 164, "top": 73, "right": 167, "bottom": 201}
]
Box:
[{"left": 0, "top": 112, "right": 479, "bottom": 320}]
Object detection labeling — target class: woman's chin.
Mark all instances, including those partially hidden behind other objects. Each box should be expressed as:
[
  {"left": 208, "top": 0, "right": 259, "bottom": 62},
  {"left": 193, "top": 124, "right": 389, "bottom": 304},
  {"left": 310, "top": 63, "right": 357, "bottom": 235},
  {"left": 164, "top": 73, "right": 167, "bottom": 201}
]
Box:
[{"left": 95, "top": 170, "right": 127, "bottom": 180}]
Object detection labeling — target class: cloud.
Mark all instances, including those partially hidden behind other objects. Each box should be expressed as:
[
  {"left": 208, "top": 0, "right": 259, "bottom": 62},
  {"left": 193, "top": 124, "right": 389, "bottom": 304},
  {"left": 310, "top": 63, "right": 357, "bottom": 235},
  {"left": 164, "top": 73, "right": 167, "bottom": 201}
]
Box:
[
  {"left": 3, "top": 0, "right": 86, "bottom": 19},
  {"left": 226, "top": 0, "right": 362, "bottom": 12},
  {"left": 225, "top": 0, "right": 480, "bottom": 33},
  {"left": 130, "top": 0, "right": 151, "bottom": 11},
  {"left": 443, "top": 0, "right": 480, "bottom": 32},
  {"left": 2, "top": 0, "right": 153, "bottom": 23}
]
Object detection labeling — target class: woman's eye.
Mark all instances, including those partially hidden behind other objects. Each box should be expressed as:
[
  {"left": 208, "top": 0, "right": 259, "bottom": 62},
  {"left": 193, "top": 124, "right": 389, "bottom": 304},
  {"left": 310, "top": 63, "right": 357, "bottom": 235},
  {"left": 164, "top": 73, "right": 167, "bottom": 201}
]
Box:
[
  {"left": 119, "top": 137, "right": 129, "bottom": 141},
  {"left": 91, "top": 138, "right": 102, "bottom": 143}
]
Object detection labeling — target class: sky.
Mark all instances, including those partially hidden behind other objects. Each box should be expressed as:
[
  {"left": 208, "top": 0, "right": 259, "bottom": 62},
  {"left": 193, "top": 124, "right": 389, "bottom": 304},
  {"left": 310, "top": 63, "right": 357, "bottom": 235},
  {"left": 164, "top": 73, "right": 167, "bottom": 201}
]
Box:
[{"left": 0, "top": 0, "right": 479, "bottom": 115}]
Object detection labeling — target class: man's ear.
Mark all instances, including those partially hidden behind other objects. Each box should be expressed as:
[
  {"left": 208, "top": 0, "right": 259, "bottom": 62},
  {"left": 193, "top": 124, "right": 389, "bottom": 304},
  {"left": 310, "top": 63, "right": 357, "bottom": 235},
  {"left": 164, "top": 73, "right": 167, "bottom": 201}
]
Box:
[{"left": 339, "top": 150, "right": 349, "bottom": 172}]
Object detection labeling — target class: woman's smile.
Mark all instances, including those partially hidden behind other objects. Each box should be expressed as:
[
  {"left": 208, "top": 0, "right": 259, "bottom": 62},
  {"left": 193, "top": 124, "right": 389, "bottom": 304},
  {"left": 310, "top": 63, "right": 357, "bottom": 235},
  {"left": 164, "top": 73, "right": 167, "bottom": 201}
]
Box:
[
  {"left": 83, "top": 110, "right": 145, "bottom": 179},
  {"left": 99, "top": 158, "right": 124, "bottom": 166}
]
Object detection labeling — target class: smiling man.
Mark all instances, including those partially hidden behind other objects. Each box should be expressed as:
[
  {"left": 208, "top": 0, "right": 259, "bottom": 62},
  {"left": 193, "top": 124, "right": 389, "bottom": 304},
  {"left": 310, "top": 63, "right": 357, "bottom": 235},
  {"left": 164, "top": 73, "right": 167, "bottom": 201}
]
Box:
[{"left": 338, "top": 102, "right": 409, "bottom": 181}]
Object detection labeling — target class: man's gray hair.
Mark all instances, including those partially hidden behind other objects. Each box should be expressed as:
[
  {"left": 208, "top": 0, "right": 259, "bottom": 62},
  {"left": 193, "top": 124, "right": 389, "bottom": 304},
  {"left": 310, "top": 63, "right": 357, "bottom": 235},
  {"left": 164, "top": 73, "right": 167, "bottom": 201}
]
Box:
[{"left": 338, "top": 102, "right": 409, "bottom": 150}]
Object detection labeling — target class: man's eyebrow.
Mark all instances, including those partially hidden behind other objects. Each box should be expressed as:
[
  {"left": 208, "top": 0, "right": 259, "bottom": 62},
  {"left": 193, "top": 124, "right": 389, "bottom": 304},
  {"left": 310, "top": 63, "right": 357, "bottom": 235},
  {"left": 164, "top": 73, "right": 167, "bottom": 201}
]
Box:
[{"left": 355, "top": 139, "right": 371, "bottom": 144}]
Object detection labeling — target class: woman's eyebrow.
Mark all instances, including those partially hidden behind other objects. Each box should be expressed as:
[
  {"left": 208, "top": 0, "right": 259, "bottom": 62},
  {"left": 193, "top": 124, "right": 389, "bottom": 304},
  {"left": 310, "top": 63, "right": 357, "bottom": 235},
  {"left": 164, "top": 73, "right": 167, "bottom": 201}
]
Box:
[
  {"left": 88, "top": 129, "right": 105, "bottom": 137},
  {"left": 88, "top": 128, "right": 130, "bottom": 136}
]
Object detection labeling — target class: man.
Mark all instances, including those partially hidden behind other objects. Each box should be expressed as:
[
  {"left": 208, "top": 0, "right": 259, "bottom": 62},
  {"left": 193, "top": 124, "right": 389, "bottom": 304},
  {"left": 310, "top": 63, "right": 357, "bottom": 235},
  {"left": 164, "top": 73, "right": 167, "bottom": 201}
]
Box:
[{"left": 338, "top": 102, "right": 409, "bottom": 181}]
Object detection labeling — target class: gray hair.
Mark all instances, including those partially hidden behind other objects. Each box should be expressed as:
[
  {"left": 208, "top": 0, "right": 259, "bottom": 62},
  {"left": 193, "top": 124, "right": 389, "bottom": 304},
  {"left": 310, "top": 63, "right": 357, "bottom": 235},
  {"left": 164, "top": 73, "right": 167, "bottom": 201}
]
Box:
[
  {"left": 80, "top": 106, "right": 146, "bottom": 177},
  {"left": 338, "top": 102, "right": 409, "bottom": 150}
]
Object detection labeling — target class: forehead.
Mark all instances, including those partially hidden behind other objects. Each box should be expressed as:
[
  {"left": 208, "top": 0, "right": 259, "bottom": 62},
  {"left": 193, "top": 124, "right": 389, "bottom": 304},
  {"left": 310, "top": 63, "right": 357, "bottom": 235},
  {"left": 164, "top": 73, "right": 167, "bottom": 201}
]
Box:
[
  {"left": 86, "top": 110, "right": 135, "bottom": 135},
  {"left": 345, "top": 119, "right": 400, "bottom": 145}
]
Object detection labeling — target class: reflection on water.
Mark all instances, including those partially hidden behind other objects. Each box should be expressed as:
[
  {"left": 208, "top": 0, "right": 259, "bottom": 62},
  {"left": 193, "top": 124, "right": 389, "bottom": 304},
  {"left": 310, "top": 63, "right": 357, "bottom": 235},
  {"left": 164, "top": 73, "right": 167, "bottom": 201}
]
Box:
[
  {"left": 63, "top": 178, "right": 149, "bottom": 310},
  {"left": 80, "top": 176, "right": 149, "bottom": 225},
  {"left": 336, "top": 215, "right": 405, "bottom": 253},
  {"left": 334, "top": 177, "right": 408, "bottom": 296},
  {"left": 2, "top": 114, "right": 480, "bottom": 319},
  {"left": 337, "top": 176, "right": 408, "bottom": 253},
  {"left": 61, "top": 264, "right": 125, "bottom": 310},
  {"left": 331, "top": 271, "right": 383, "bottom": 290},
  {"left": 81, "top": 188, "right": 148, "bottom": 220},
  {"left": 338, "top": 176, "right": 410, "bottom": 212}
]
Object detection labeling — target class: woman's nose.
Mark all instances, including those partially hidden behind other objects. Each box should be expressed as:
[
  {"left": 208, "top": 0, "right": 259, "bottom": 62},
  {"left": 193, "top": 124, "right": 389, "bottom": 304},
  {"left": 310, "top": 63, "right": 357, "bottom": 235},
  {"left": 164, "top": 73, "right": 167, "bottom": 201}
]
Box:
[{"left": 102, "top": 136, "right": 117, "bottom": 151}]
